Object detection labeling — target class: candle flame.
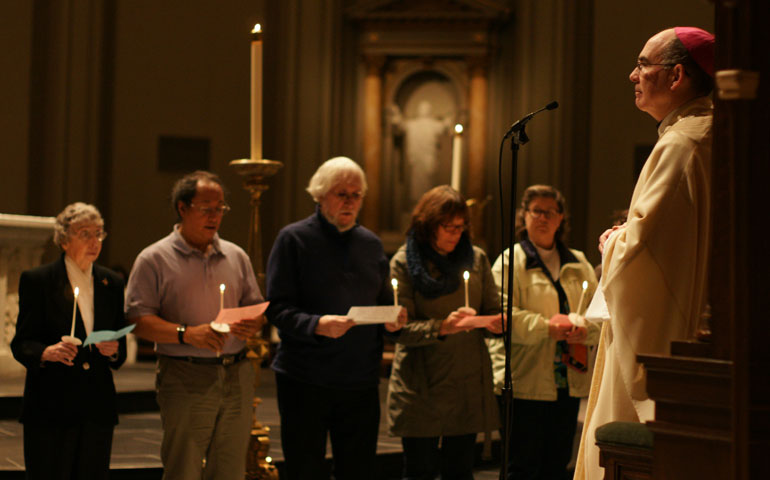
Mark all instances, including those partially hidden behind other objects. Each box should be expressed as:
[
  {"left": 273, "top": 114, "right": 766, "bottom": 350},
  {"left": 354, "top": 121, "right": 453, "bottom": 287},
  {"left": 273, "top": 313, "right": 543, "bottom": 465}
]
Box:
[
  {"left": 74, "top": 287, "right": 79, "bottom": 297},
  {"left": 391, "top": 278, "right": 398, "bottom": 288},
  {"left": 252, "top": 23, "right": 262, "bottom": 34},
  {"left": 463, "top": 271, "right": 470, "bottom": 280},
  {"left": 582, "top": 281, "right": 587, "bottom": 290},
  {"left": 220, "top": 283, "right": 226, "bottom": 293},
  {"left": 454, "top": 124, "right": 464, "bottom": 134}
]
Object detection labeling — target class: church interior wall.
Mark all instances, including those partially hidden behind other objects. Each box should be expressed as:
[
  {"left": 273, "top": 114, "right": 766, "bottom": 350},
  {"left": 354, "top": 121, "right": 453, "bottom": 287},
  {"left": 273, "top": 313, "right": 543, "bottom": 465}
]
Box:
[{"left": 0, "top": 0, "right": 715, "bottom": 274}]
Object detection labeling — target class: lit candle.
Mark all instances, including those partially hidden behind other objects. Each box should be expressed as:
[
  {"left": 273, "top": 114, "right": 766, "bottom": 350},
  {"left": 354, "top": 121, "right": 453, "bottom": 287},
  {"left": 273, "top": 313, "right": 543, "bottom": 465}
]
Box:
[
  {"left": 576, "top": 281, "right": 588, "bottom": 315},
  {"left": 250, "top": 23, "right": 263, "bottom": 161},
  {"left": 450, "top": 124, "right": 464, "bottom": 191},
  {"left": 463, "top": 271, "right": 470, "bottom": 308},
  {"left": 391, "top": 278, "right": 399, "bottom": 306},
  {"left": 70, "top": 287, "right": 80, "bottom": 337},
  {"left": 219, "top": 283, "right": 226, "bottom": 311}
]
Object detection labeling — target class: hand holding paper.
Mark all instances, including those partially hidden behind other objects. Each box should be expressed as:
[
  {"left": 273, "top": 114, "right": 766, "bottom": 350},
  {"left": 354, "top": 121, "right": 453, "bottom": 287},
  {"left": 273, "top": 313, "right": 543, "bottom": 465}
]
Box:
[
  {"left": 83, "top": 324, "right": 136, "bottom": 346},
  {"left": 210, "top": 302, "right": 269, "bottom": 336},
  {"left": 454, "top": 313, "right": 504, "bottom": 333},
  {"left": 316, "top": 315, "right": 355, "bottom": 338}
]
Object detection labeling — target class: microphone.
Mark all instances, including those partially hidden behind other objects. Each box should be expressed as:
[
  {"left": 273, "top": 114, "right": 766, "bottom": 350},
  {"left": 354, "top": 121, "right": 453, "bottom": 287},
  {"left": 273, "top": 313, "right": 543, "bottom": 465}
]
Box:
[{"left": 504, "top": 101, "right": 559, "bottom": 139}]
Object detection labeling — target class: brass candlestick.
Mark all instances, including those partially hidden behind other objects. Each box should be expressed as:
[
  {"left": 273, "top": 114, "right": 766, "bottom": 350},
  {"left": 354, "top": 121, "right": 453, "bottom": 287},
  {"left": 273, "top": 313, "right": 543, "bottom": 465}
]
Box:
[{"left": 230, "top": 157, "right": 282, "bottom": 480}]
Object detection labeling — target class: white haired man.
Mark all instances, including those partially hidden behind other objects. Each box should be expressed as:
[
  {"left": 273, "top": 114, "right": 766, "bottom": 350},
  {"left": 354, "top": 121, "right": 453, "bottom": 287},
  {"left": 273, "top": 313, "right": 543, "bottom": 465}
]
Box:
[
  {"left": 575, "top": 27, "right": 715, "bottom": 479},
  {"left": 266, "top": 156, "right": 405, "bottom": 480}
]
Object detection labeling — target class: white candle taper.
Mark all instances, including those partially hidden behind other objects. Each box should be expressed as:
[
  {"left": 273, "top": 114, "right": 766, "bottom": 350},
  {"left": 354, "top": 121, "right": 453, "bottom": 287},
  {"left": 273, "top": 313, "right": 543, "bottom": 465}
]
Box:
[
  {"left": 219, "top": 283, "right": 226, "bottom": 311},
  {"left": 463, "top": 271, "right": 470, "bottom": 308},
  {"left": 450, "top": 124, "right": 463, "bottom": 191},
  {"left": 576, "top": 281, "right": 588, "bottom": 315},
  {"left": 70, "top": 287, "right": 79, "bottom": 337},
  {"left": 391, "top": 278, "right": 398, "bottom": 306},
  {"left": 250, "top": 24, "right": 263, "bottom": 162}
]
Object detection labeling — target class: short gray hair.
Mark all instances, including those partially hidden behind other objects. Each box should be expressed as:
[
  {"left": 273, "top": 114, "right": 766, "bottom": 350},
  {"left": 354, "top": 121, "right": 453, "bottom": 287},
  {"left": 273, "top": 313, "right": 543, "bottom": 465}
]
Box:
[
  {"left": 53, "top": 202, "right": 104, "bottom": 247},
  {"left": 306, "top": 156, "right": 368, "bottom": 202}
]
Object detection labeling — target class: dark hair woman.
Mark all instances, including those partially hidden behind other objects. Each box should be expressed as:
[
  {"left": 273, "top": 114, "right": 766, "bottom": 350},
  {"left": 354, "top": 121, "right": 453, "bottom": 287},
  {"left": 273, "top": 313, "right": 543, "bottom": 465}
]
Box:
[{"left": 387, "top": 185, "right": 502, "bottom": 480}]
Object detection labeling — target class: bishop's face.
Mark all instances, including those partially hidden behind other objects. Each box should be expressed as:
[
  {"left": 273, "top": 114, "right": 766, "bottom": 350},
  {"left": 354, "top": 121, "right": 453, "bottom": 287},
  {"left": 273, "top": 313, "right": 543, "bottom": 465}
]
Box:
[{"left": 629, "top": 29, "right": 677, "bottom": 122}]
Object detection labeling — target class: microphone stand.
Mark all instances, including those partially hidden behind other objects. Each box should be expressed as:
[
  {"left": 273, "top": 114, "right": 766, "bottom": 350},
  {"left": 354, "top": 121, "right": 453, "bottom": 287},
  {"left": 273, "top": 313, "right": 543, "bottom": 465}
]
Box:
[{"left": 498, "top": 123, "right": 527, "bottom": 480}]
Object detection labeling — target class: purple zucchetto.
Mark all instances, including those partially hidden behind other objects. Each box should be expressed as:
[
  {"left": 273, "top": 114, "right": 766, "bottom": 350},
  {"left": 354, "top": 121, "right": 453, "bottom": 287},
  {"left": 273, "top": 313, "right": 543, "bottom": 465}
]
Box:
[{"left": 674, "top": 26, "right": 715, "bottom": 77}]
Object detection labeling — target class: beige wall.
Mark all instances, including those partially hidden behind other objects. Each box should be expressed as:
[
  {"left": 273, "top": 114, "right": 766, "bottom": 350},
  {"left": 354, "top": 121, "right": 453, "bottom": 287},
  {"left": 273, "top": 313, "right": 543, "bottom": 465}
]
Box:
[
  {"left": 109, "top": 0, "right": 261, "bottom": 272},
  {"left": 585, "top": 0, "right": 713, "bottom": 265},
  {"left": 0, "top": 1, "right": 33, "bottom": 214},
  {"left": 0, "top": 0, "right": 717, "bottom": 273}
]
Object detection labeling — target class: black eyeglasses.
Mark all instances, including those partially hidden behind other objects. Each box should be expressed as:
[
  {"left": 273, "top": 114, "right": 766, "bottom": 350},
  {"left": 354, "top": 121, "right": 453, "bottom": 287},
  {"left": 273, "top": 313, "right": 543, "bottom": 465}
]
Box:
[
  {"left": 634, "top": 60, "right": 676, "bottom": 73},
  {"left": 190, "top": 203, "right": 231, "bottom": 216},
  {"left": 527, "top": 208, "right": 560, "bottom": 220},
  {"left": 440, "top": 223, "right": 468, "bottom": 234},
  {"left": 333, "top": 191, "right": 363, "bottom": 202},
  {"left": 73, "top": 229, "right": 108, "bottom": 242}
]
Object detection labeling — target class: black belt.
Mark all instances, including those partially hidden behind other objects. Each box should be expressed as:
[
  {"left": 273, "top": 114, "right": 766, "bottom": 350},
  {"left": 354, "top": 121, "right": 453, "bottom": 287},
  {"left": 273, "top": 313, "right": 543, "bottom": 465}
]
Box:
[{"left": 163, "top": 349, "right": 249, "bottom": 366}]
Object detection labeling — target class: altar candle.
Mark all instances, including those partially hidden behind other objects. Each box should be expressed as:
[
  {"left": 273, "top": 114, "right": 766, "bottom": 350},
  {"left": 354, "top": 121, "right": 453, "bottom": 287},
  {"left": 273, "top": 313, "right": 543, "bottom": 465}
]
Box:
[
  {"left": 391, "top": 278, "right": 399, "bottom": 306},
  {"left": 463, "top": 271, "right": 470, "bottom": 308},
  {"left": 450, "top": 124, "right": 464, "bottom": 191},
  {"left": 70, "top": 287, "right": 79, "bottom": 337},
  {"left": 219, "top": 283, "right": 226, "bottom": 311},
  {"left": 250, "top": 23, "right": 263, "bottom": 161},
  {"left": 576, "top": 281, "right": 588, "bottom": 315}
]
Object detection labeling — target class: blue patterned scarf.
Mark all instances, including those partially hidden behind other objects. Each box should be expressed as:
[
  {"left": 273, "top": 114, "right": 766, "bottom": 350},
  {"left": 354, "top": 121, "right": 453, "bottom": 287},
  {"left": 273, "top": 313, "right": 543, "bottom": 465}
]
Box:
[{"left": 405, "top": 230, "right": 474, "bottom": 299}]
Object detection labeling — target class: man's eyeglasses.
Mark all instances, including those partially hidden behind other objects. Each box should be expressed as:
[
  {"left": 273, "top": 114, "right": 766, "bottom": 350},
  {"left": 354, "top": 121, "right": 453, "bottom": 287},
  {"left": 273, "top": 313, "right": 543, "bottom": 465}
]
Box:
[
  {"left": 634, "top": 60, "right": 676, "bottom": 73},
  {"left": 440, "top": 223, "right": 468, "bottom": 234},
  {"left": 527, "top": 208, "right": 560, "bottom": 220},
  {"left": 190, "top": 204, "right": 231, "bottom": 216},
  {"left": 73, "top": 229, "right": 108, "bottom": 242},
  {"left": 333, "top": 191, "right": 363, "bottom": 202}
]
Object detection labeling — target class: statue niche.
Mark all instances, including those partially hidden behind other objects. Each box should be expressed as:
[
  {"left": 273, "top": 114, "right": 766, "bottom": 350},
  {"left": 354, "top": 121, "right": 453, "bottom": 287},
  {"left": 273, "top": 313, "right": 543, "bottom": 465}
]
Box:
[{"left": 383, "top": 69, "right": 464, "bottom": 233}]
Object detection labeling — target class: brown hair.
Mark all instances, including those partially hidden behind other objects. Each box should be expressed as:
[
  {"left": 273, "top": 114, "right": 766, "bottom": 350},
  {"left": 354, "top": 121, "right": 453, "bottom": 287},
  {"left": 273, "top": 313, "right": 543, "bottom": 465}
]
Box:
[
  {"left": 409, "top": 185, "right": 470, "bottom": 245},
  {"left": 515, "top": 184, "right": 570, "bottom": 243}
]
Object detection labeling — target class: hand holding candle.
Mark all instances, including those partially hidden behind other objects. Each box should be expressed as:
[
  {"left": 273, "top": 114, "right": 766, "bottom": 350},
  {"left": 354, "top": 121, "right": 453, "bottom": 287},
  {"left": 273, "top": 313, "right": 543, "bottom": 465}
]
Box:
[
  {"left": 61, "top": 287, "right": 82, "bottom": 346},
  {"left": 391, "top": 278, "right": 399, "bottom": 306},
  {"left": 463, "top": 271, "right": 470, "bottom": 308}
]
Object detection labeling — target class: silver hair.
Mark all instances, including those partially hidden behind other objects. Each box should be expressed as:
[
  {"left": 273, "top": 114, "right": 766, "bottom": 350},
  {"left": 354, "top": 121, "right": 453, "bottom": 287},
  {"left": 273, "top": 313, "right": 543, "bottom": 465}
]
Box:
[
  {"left": 306, "top": 156, "right": 368, "bottom": 202},
  {"left": 53, "top": 202, "right": 104, "bottom": 247}
]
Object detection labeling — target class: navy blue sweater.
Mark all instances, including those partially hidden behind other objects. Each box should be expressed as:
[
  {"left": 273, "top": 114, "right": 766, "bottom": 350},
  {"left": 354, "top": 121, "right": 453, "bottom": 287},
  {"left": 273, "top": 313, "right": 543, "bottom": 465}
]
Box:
[{"left": 265, "top": 209, "right": 392, "bottom": 389}]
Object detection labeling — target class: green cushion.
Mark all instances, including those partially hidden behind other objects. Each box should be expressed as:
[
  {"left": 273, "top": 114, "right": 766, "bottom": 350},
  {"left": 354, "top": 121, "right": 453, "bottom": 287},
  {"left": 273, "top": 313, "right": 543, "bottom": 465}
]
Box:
[{"left": 595, "top": 421, "right": 654, "bottom": 449}]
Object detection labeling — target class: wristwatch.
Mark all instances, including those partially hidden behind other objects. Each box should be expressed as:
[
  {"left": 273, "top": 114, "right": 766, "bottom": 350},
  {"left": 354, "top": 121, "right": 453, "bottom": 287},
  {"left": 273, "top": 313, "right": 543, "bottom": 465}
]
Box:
[{"left": 177, "top": 324, "right": 187, "bottom": 345}]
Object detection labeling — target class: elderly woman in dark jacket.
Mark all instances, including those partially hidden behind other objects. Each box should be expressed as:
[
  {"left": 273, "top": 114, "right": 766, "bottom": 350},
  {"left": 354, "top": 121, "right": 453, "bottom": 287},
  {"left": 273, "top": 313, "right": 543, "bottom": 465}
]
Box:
[
  {"left": 387, "top": 185, "right": 502, "bottom": 480},
  {"left": 11, "top": 202, "right": 127, "bottom": 480}
]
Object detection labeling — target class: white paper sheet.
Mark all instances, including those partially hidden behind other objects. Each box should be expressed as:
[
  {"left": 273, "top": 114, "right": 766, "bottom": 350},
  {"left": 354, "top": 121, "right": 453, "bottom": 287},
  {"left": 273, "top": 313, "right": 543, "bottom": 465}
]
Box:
[
  {"left": 346, "top": 306, "right": 401, "bottom": 324},
  {"left": 584, "top": 283, "right": 611, "bottom": 323}
]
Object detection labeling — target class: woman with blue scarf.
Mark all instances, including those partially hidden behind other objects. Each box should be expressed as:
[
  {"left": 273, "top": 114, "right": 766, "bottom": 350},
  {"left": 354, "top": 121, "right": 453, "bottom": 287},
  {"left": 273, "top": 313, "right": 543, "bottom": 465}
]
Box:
[{"left": 386, "top": 185, "right": 502, "bottom": 480}]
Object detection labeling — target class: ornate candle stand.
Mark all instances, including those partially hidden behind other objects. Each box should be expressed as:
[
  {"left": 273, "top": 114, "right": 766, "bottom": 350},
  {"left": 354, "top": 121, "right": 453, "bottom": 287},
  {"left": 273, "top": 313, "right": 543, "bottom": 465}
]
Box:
[{"left": 230, "top": 158, "right": 282, "bottom": 480}]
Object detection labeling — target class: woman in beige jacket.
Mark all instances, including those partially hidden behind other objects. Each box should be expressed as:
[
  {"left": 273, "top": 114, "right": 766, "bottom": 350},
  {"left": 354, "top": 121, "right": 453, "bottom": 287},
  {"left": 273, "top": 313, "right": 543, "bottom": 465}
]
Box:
[{"left": 489, "top": 185, "right": 599, "bottom": 480}]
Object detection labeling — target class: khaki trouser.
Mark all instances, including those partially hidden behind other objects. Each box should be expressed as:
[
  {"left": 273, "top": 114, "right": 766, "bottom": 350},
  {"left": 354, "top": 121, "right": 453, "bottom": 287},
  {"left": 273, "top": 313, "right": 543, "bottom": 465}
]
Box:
[{"left": 156, "top": 356, "right": 255, "bottom": 480}]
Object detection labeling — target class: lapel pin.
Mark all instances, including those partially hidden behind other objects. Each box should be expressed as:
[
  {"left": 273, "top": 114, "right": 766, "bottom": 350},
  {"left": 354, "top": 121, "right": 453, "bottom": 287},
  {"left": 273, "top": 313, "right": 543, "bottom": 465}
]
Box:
[{"left": 102, "top": 278, "right": 109, "bottom": 286}]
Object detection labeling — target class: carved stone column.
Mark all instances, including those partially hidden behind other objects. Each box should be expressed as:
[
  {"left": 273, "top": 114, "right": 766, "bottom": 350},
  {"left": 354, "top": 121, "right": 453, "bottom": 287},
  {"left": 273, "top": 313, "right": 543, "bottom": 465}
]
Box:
[
  {"left": 361, "top": 54, "right": 385, "bottom": 232},
  {"left": 467, "top": 58, "right": 489, "bottom": 240},
  {"left": 0, "top": 214, "right": 56, "bottom": 376}
]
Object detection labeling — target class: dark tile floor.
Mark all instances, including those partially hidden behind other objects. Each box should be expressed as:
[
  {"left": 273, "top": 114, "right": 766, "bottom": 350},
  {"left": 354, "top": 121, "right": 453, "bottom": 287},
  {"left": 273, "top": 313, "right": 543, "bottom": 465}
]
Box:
[{"left": 0, "top": 362, "right": 581, "bottom": 478}]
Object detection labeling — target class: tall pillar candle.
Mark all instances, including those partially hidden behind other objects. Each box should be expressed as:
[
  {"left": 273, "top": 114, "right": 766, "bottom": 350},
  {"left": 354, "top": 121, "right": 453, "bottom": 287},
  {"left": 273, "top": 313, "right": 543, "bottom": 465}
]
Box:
[
  {"left": 463, "top": 271, "right": 470, "bottom": 308},
  {"left": 250, "top": 24, "right": 263, "bottom": 161},
  {"left": 450, "top": 124, "right": 464, "bottom": 191}
]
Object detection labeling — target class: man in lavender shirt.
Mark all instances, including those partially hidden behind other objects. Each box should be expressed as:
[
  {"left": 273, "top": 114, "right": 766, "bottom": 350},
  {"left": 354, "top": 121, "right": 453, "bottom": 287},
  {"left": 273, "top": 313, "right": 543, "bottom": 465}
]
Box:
[{"left": 125, "top": 171, "right": 264, "bottom": 480}]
